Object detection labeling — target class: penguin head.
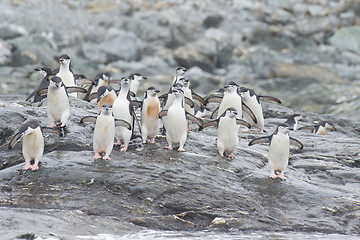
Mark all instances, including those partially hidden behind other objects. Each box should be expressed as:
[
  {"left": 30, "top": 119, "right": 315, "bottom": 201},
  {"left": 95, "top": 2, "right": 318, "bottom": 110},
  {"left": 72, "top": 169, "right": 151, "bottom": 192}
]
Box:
[
  {"left": 97, "top": 86, "right": 111, "bottom": 101},
  {"left": 225, "top": 107, "right": 238, "bottom": 118},
  {"left": 101, "top": 104, "right": 113, "bottom": 115},
  {"left": 316, "top": 121, "right": 336, "bottom": 131},
  {"left": 58, "top": 54, "right": 70, "bottom": 64},
  {"left": 146, "top": 87, "right": 160, "bottom": 97},
  {"left": 35, "top": 67, "right": 53, "bottom": 77},
  {"left": 178, "top": 77, "right": 190, "bottom": 87},
  {"left": 176, "top": 67, "right": 187, "bottom": 76},
  {"left": 95, "top": 72, "right": 112, "bottom": 85},
  {"left": 21, "top": 119, "right": 41, "bottom": 135},
  {"left": 277, "top": 123, "right": 291, "bottom": 134},
  {"left": 172, "top": 88, "right": 184, "bottom": 97},
  {"left": 49, "top": 76, "right": 63, "bottom": 88},
  {"left": 129, "top": 73, "right": 147, "bottom": 82},
  {"left": 171, "top": 82, "right": 183, "bottom": 91},
  {"left": 224, "top": 82, "right": 238, "bottom": 93},
  {"left": 120, "top": 77, "right": 131, "bottom": 86}
]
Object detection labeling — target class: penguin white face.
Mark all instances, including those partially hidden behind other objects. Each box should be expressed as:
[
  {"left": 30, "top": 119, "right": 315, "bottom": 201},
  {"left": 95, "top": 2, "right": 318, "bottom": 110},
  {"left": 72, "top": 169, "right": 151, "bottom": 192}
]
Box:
[
  {"left": 101, "top": 104, "right": 113, "bottom": 115},
  {"left": 176, "top": 67, "right": 187, "bottom": 76},
  {"left": 225, "top": 108, "right": 238, "bottom": 118},
  {"left": 178, "top": 77, "right": 189, "bottom": 87},
  {"left": 146, "top": 87, "right": 160, "bottom": 97},
  {"left": 132, "top": 74, "right": 147, "bottom": 81},
  {"left": 277, "top": 124, "right": 290, "bottom": 134},
  {"left": 59, "top": 55, "right": 70, "bottom": 65},
  {"left": 49, "top": 77, "right": 63, "bottom": 88},
  {"left": 172, "top": 88, "right": 184, "bottom": 97},
  {"left": 171, "top": 83, "right": 183, "bottom": 91},
  {"left": 102, "top": 73, "right": 111, "bottom": 83},
  {"left": 120, "top": 77, "right": 131, "bottom": 86},
  {"left": 224, "top": 83, "right": 238, "bottom": 93}
]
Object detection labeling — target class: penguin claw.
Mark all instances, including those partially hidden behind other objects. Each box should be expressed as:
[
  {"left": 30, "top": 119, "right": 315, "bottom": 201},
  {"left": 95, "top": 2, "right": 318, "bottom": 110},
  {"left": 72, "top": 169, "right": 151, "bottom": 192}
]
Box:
[
  {"left": 23, "top": 164, "right": 31, "bottom": 171},
  {"left": 164, "top": 145, "right": 173, "bottom": 150},
  {"left": 30, "top": 165, "right": 39, "bottom": 171},
  {"left": 178, "top": 147, "right": 186, "bottom": 152},
  {"left": 120, "top": 145, "right": 128, "bottom": 152}
]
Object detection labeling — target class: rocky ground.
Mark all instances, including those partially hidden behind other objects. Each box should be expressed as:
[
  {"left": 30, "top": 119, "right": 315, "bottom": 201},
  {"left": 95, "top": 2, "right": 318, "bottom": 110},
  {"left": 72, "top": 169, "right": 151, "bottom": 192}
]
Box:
[{"left": 0, "top": 0, "right": 360, "bottom": 239}]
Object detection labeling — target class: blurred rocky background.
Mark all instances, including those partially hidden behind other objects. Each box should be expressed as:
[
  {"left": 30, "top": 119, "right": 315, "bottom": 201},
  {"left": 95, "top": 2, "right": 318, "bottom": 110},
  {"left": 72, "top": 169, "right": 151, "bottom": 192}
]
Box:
[{"left": 1, "top": 0, "right": 360, "bottom": 119}]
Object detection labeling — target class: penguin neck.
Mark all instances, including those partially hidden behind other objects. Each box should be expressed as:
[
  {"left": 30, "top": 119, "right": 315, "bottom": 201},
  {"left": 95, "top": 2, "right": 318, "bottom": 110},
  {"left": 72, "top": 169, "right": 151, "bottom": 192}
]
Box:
[
  {"left": 59, "top": 62, "right": 70, "bottom": 73},
  {"left": 173, "top": 95, "right": 183, "bottom": 107},
  {"left": 119, "top": 85, "right": 130, "bottom": 98}
]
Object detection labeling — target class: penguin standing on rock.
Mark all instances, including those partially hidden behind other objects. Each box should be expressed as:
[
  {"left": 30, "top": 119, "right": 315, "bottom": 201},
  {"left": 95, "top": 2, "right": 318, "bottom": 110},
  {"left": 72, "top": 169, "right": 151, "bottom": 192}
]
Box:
[
  {"left": 129, "top": 73, "right": 147, "bottom": 98},
  {"left": 112, "top": 77, "right": 135, "bottom": 152},
  {"left": 172, "top": 67, "right": 187, "bottom": 85},
  {"left": 158, "top": 89, "right": 203, "bottom": 152},
  {"left": 284, "top": 114, "right": 302, "bottom": 131},
  {"left": 38, "top": 76, "right": 86, "bottom": 128},
  {"left": 8, "top": 119, "right": 60, "bottom": 171},
  {"left": 80, "top": 104, "right": 132, "bottom": 160},
  {"left": 248, "top": 123, "right": 303, "bottom": 180},
  {"left": 201, "top": 107, "right": 251, "bottom": 158},
  {"left": 299, "top": 121, "right": 336, "bottom": 135},
  {"left": 82, "top": 72, "right": 112, "bottom": 102},
  {"left": 141, "top": 87, "right": 160, "bottom": 144}
]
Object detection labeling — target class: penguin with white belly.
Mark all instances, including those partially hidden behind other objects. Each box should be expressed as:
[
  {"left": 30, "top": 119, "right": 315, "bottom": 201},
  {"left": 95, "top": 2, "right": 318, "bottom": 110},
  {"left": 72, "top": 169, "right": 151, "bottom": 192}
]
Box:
[
  {"left": 248, "top": 123, "right": 303, "bottom": 180},
  {"left": 141, "top": 87, "right": 161, "bottom": 144}
]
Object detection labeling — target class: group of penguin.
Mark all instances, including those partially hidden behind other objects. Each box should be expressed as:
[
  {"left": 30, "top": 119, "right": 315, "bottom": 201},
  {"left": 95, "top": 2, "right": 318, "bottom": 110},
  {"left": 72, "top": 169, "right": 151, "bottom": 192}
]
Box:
[{"left": 8, "top": 55, "right": 336, "bottom": 180}]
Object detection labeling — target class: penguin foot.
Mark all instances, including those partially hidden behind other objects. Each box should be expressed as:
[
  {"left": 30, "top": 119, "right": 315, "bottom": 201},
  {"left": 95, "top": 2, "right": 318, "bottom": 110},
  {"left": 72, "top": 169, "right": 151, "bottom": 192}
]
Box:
[
  {"left": 23, "top": 163, "right": 32, "bottom": 171},
  {"left": 269, "top": 171, "right": 277, "bottom": 179},
  {"left": 103, "top": 154, "right": 111, "bottom": 160},
  {"left": 114, "top": 140, "right": 122, "bottom": 145},
  {"left": 30, "top": 164, "right": 39, "bottom": 171},
  {"left": 49, "top": 122, "right": 57, "bottom": 128},
  {"left": 94, "top": 153, "right": 102, "bottom": 159},
  {"left": 227, "top": 152, "right": 235, "bottom": 159},
  {"left": 278, "top": 172, "right": 286, "bottom": 180},
  {"left": 120, "top": 145, "right": 128, "bottom": 152},
  {"left": 149, "top": 138, "right": 156, "bottom": 143},
  {"left": 178, "top": 147, "right": 186, "bottom": 152},
  {"left": 164, "top": 145, "right": 173, "bottom": 150},
  {"left": 142, "top": 139, "right": 147, "bottom": 144}
]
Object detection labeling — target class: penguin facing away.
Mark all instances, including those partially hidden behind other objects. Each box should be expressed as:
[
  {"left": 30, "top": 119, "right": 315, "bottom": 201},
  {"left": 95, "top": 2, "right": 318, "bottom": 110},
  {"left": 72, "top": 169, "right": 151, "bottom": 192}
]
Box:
[
  {"left": 8, "top": 119, "right": 60, "bottom": 171},
  {"left": 141, "top": 87, "right": 160, "bottom": 144},
  {"left": 201, "top": 107, "right": 251, "bottom": 158},
  {"left": 248, "top": 123, "right": 303, "bottom": 180}
]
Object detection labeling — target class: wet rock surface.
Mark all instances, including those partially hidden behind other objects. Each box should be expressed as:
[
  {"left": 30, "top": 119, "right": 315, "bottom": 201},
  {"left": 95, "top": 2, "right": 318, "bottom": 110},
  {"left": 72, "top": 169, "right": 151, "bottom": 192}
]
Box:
[
  {"left": 0, "top": 0, "right": 360, "bottom": 239},
  {"left": 0, "top": 95, "right": 359, "bottom": 239}
]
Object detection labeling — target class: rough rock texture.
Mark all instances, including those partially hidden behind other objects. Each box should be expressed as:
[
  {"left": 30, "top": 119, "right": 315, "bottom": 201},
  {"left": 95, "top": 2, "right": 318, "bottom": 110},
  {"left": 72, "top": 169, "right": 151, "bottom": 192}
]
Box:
[{"left": 0, "top": 95, "right": 359, "bottom": 239}]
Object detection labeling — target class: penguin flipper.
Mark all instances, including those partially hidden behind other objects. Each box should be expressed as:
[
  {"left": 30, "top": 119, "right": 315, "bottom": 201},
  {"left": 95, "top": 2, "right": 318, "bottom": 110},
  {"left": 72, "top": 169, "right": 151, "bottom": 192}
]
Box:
[
  {"left": 131, "top": 100, "right": 142, "bottom": 108},
  {"left": 37, "top": 88, "right": 48, "bottom": 96},
  {"left": 8, "top": 132, "right": 25, "bottom": 150},
  {"left": 131, "top": 108, "right": 141, "bottom": 134},
  {"left": 42, "top": 127, "right": 62, "bottom": 136},
  {"left": 75, "top": 78, "right": 93, "bottom": 85},
  {"left": 248, "top": 136, "right": 270, "bottom": 146},
  {"left": 210, "top": 106, "right": 219, "bottom": 119},
  {"left": 191, "top": 90, "right": 206, "bottom": 105},
  {"left": 67, "top": 86, "right": 88, "bottom": 94},
  {"left": 236, "top": 118, "right": 251, "bottom": 128},
  {"left": 158, "top": 110, "right": 168, "bottom": 118},
  {"left": 290, "top": 137, "right": 303, "bottom": 150},
  {"left": 88, "top": 92, "right": 98, "bottom": 102},
  {"left": 129, "top": 91, "right": 136, "bottom": 98},
  {"left": 205, "top": 95, "right": 223, "bottom": 105},
  {"left": 298, "top": 125, "right": 315, "bottom": 131},
  {"left": 115, "top": 119, "right": 132, "bottom": 130},
  {"left": 184, "top": 97, "right": 194, "bottom": 108},
  {"left": 109, "top": 79, "right": 121, "bottom": 85},
  {"left": 201, "top": 120, "right": 218, "bottom": 130},
  {"left": 185, "top": 112, "right": 204, "bottom": 130},
  {"left": 80, "top": 116, "right": 97, "bottom": 123},
  {"left": 242, "top": 103, "right": 257, "bottom": 124},
  {"left": 25, "top": 90, "right": 36, "bottom": 102},
  {"left": 259, "top": 96, "right": 282, "bottom": 104}
]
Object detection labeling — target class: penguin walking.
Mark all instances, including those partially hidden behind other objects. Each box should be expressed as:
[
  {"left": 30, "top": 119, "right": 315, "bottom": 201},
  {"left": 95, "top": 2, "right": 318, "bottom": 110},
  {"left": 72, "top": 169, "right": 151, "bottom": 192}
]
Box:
[
  {"left": 141, "top": 87, "right": 160, "bottom": 144},
  {"left": 55, "top": 54, "right": 77, "bottom": 97},
  {"left": 26, "top": 67, "right": 54, "bottom": 103},
  {"left": 40, "top": 76, "right": 86, "bottom": 128},
  {"left": 8, "top": 119, "right": 60, "bottom": 171},
  {"left": 238, "top": 87, "right": 281, "bottom": 132},
  {"left": 80, "top": 104, "right": 132, "bottom": 160},
  {"left": 248, "top": 123, "right": 303, "bottom": 180},
  {"left": 201, "top": 107, "right": 251, "bottom": 158},
  {"left": 158, "top": 89, "right": 203, "bottom": 151},
  {"left": 112, "top": 77, "right": 135, "bottom": 152}
]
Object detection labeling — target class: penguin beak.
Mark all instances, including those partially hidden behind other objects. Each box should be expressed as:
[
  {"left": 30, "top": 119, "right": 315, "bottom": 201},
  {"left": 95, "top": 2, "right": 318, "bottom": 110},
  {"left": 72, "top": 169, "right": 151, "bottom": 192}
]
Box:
[{"left": 154, "top": 89, "right": 160, "bottom": 93}]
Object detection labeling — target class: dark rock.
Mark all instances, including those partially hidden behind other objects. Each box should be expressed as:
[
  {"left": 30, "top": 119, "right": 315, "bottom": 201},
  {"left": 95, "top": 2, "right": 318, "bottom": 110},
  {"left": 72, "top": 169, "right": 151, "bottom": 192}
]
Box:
[{"left": 203, "top": 15, "right": 224, "bottom": 28}]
